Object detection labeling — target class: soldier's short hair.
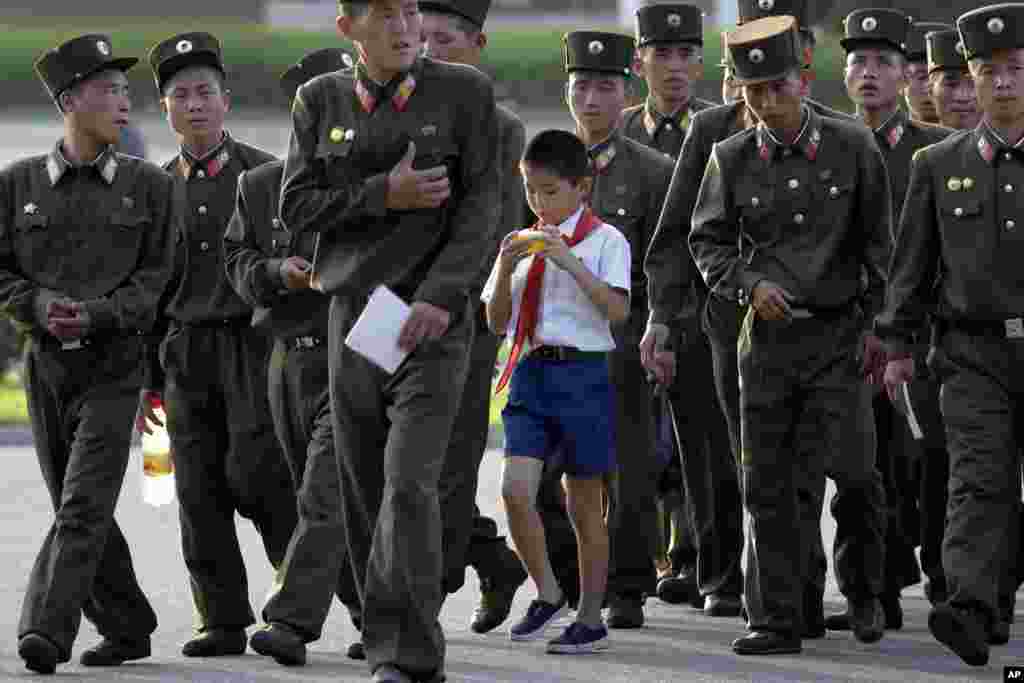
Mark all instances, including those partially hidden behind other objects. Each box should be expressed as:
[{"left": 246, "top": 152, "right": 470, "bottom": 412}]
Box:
[{"left": 522, "top": 129, "right": 592, "bottom": 184}]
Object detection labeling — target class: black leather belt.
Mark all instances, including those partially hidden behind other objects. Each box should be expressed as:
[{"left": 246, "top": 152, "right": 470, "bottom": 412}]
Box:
[
  {"left": 183, "top": 316, "right": 250, "bottom": 329},
  {"left": 35, "top": 330, "right": 141, "bottom": 352},
  {"left": 529, "top": 345, "right": 605, "bottom": 361},
  {"left": 288, "top": 335, "right": 327, "bottom": 350},
  {"left": 949, "top": 316, "right": 1024, "bottom": 340}
]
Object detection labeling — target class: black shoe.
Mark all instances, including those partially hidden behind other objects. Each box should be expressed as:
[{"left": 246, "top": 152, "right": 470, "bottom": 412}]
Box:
[
  {"left": 606, "top": 593, "right": 644, "bottom": 629},
  {"left": 732, "top": 630, "right": 802, "bottom": 655},
  {"left": 19, "top": 633, "right": 61, "bottom": 674},
  {"left": 929, "top": 603, "right": 989, "bottom": 666},
  {"left": 471, "top": 562, "right": 528, "bottom": 634},
  {"left": 250, "top": 624, "right": 306, "bottom": 666},
  {"left": 347, "top": 640, "right": 366, "bottom": 660},
  {"left": 704, "top": 593, "right": 743, "bottom": 618},
  {"left": 802, "top": 588, "right": 826, "bottom": 639},
  {"left": 80, "top": 636, "right": 151, "bottom": 666},
  {"left": 182, "top": 628, "right": 247, "bottom": 657},
  {"left": 881, "top": 594, "right": 903, "bottom": 630},
  {"left": 924, "top": 578, "right": 948, "bottom": 606},
  {"left": 851, "top": 599, "right": 885, "bottom": 643},
  {"left": 989, "top": 618, "right": 1011, "bottom": 646},
  {"left": 656, "top": 572, "right": 697, "bottom": 605}
]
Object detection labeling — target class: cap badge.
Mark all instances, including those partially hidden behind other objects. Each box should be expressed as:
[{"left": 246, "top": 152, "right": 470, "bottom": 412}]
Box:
[
  {"left": 947, "top": 177, "right": 963, "bottom": 192},
  {"left": 96, "top": 41, "right": 110, "bottom": 56},
  {"left": 862, "top": 16, "right": 878, "bottom": 32},
  {"left": 589, "top": 40, "right": 605, "bottom": 55},
  {"left": 748, "top": 48, "right": 766, "bottom": 64},
  {"left": 988, "top": 17, "right": 1006, "bottom": 35},
  {"left": 667, "top": 13, "right": 682, "bottom": 27},
  {"left": 758, "top": 0, "right": 774, "bottom": 10},
  {"left": 176, "top": 39, "right": 193, "bottom": 54},
  {"left": 342, "top": 52, "right": 354, "bottom": 68}
]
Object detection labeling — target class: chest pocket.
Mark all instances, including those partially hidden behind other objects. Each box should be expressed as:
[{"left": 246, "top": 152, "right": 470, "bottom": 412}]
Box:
[
  {"left": 938, "top": 198, "right": 984, "bottom": 249},
  {"left": 315, "top": 137, "right": 355, "bottom": 188},
  {"left": 735, "top": 181, "right": 778, "bottom": 248},
  {"left": 13, "top": 213, "right": 53, "bottom": 278},
  {"left": 103, "top": 211, "right": 147, "bottom": 267}
]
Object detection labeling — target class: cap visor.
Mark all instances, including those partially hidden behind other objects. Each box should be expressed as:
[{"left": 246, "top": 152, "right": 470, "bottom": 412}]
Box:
[
  {"left": 733, "top": 68, "right": 793, "bottom": 86},
  {"left": 840, "top": 37, "right": 904, "bottom": 54}
]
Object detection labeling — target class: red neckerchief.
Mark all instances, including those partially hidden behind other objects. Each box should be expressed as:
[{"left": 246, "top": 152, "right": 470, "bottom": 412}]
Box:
[{"left": 495, "top": 208, "right": 601, "bottom": 394}]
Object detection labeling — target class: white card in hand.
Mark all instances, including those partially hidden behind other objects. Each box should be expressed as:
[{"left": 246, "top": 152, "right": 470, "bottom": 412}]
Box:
[{"left": 344, "top": 285, "right": 412, "bottom": 374}]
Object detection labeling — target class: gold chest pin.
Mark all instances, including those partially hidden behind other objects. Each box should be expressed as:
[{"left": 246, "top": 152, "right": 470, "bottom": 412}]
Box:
[{"left": 947, "top": 177, "right": 962, "bottom": 192}]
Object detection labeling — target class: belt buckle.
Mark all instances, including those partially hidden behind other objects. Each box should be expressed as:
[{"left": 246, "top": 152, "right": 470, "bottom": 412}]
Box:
[
  {"left": 61, "top": 339, "right": 83, "bottom": 351},
  {"left": 1005, "top": 318, "right": 1024, "bottom": 339}
]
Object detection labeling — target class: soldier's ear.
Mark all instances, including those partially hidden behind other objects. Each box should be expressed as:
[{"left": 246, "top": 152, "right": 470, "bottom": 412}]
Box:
[
  {"left": 58, "top": 90, "right": 75, "bottom": 114},
  {"left": 476, "top": 31, "right": 488, "bottom": 51},
  {"left": 337, "top": 14, "right": 356, "bottom": 41}
]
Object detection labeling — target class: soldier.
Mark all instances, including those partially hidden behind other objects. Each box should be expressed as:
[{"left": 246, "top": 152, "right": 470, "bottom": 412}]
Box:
[
  {"left": 279, "top": 0, "right": 501, "bottom": 679},
  {"left": 833, "top": 7, "right": 952, "bottom": 633},
  {"left": 141, "top": 31, "right": 298, "bottom": 657},
  {"left": 419, "top": 0, "right": 530, "bottom": 635},
  {"left": 878, "top": 3, "right": 1024, "bottom": 666},
  {"left": 643, "top": 0, "right": 851, "bottom": 633},
  {"left": 904, "top": 22, "right": 953, "bottom": 125},
  {"left": 550, "top": 29, "right": 675, "bottom": 629},
  {"left": 620, "top": 2, "right": 719, "bottom": 609},
  {"left": 2, "top": 35, "right": 175, "bottom": 674},
  {"left": 622, "top": 4, "right": 716, "bottom": 157},
  {"left": 690, "top": 15, "right": 892, "bottom": 654},
  {"left": 927, "top": 29, "right": 982, "bottom": 131},
  {"left": 223, "top": 48, "right": 364, "bottom": 667}
]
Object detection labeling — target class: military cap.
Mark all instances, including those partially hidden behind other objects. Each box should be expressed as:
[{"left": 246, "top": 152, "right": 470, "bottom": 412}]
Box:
[
  {"left": 737, "top": 0, "right": 808, "bottom": 26},
  {"left": 419, "top": 0, "right": 491, "bottom": 28},
  {"left": 727, "top": 15, "right": 802, "bottom": 85},
  {"left": 841, "top": 8, "right": 912, "bottom": 55},
  {"left": 927, "top": 29, "right": 969, "bottom": 73},
  {"left": 149, "top": 32, "right": 225, "bottom": 93},
  {"left": 635, "top": 4, "right": 703, "bottom": 47},
  {"left": 280, "top": 48, "right": 353, "bottom": 102},
  {"left": 906, "top": 21, "right": 954, "bottom": 62},
  {"left": 563, "top": 31, "right": 635, "bottom": 77},
  {"left": 35, "top": 34, "right": 138, "bottom": 100},
  {"left": 957, "top": 3, "right": 1024, "bottom": 61}
]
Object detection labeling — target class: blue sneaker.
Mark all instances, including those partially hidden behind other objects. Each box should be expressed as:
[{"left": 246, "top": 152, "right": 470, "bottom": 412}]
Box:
[
  {"left": 546, "top": 622, "right": 609, "bottom": 654},
  {"left": 508, "top": 599, "right": 568, "bottom": 641}
]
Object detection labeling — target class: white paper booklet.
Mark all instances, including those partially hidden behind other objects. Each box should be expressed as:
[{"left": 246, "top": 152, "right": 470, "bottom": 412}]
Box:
[
  {"left": 895, "top": 381, "right": 924, "bottom": 441},
  {"left": 344, "top": 285, "right": 412, "bottom": 374}
]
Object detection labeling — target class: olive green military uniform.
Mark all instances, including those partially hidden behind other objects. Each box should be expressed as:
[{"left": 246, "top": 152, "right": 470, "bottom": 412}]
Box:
[
  {"left": 875, "top": 7, "right": 1024, "bottom": 652},
  {"left": 150, "top": 32, "right": 298, "bottom": 636},
  {"left": 905, "top": 22, "right": 953, "bottom": 126},
  {"left": 3, "top": 35, "right": 174, "bottom": 661},
  {"left": 280, "top": 54, "right": 500, "bottom": 679},
  {"left": 691, "top": 18, "right": 892, "bottom": 635},
  {"left": 621, "top": 96, "right": 716, "bottom": 159}
]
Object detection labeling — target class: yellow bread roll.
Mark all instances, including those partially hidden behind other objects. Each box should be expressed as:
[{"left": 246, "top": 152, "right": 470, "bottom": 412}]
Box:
[{"left": 513, "top": 229, "right": 549, "bottom": 254}]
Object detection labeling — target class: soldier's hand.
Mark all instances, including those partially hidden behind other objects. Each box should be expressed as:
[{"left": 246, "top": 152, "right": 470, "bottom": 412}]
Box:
[
  {"left": 34, "top": 289, "right": 72, "bottom": 329},
  {"left": 883, "top": 356, "right": 915, "bottom": 404},
  {"left": 398, "top": 301, "right": 451, "bottom": 352},
  {"left": 751, "top": 281, "right": 794, "bottom": 322},
  {"left": 386, "top": 141, "right": 451, "bottom": 211},
  {"left": 47, "top": 301, "right": 91, "bottom": 341},
  {"left": 640, "top": 323, "right": 675, "bottom": 386},
  {"left": 136, "top": 390, "right": 164, "bottom": 435},
  {"left": 860, "top": 332, "right": 887, "bottom": 385},
  {"left": 279, "top": 256, "right": 312, "bottom": 291}
]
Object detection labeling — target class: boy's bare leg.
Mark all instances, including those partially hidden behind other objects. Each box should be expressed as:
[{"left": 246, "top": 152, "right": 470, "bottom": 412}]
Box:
[
  {"left": 566, "top": 476, "right": 610, "bottom": 627},
  {"left": 502, "top": 457, "right": 564, "bottom": 605}
]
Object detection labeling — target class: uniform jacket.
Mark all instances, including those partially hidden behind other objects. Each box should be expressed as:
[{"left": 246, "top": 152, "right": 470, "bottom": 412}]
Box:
[{"left": 620, "top": 96, "right": 716, "bottom": 158}]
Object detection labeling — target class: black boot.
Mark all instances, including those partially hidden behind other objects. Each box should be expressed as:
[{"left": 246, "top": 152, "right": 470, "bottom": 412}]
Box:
[
  {"left": 250, "top": 623, "right": 306, "bottom": 666},
  {"left": 182, "top": 628, "right": 247, "bottom": 657},
  {"left": 80, "top": 636, "right": 151, "bottom": 666},
  {"left": 732, "top": 630, "right": 801, "bottom": 655},
  {"left": 929, "top": 603, "right": 989, "bottom": 666}
]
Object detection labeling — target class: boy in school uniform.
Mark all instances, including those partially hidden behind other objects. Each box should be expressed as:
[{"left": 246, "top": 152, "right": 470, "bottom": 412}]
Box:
[{"left": 482, "top": 129, "right": 631, "bottom": 654}]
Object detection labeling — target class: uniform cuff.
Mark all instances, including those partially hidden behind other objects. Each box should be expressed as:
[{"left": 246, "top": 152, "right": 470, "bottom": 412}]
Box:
[
  {"left": 412, "top": 285, "right": 467, "bottom": 322},
  {"left": 364, "top": 174, "right": 390, "bottom": 217}
]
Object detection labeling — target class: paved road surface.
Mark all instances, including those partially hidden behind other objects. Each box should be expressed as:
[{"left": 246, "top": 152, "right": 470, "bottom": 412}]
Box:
[{"left": 0, "top": 442, "right": 1021, "bottom": 682}]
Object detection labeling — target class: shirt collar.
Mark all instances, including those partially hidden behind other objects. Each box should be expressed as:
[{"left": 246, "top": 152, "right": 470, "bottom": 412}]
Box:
[
  {"left": 555, "top": 205, "right": 585, "bottom": 237},
  {"left": 976, "top": 121, "right": 1024, "bottom": 165},
  {"left": 756, "top": 106, "right": 820, "bottom": 163},
  {"left": 642, "top": 98, "right": 691, "bottom": 138},
  {"left": 355, "top": 59, "right": 420, "bottom": 114},
  {"left": 47, "top": 141, "right": 118, "bottom": 187},
  {"left": 586, "top": 131, "right": 619, "bottom": 174},
  {"left": 873, "top": 109, "right": 907, "bottom": 150},
  {"left": 178, "top": 132, "right": 232, "bottom": 180}
]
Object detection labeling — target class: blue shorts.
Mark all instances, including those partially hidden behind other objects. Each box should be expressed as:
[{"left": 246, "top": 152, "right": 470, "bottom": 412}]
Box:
[{"left": 501, "top": 356, "right": 616, "bottom": 478}]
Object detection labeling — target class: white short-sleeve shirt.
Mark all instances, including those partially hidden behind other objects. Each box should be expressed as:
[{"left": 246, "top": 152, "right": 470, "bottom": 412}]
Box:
[{"left": 481, "top": 206, "right": 631, "bottom": 352}]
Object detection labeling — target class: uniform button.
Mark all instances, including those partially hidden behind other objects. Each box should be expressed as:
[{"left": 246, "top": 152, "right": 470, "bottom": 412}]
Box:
[
  {"left": 751, "top": 197, "right": 760, "bottom": 207},
  {"left": 829, "top": 186, "right": 840, "bottom": 197},
  {"left": 1006, "top": 184, "right": 1015, "bottom": 193},
  {"left": 664, "top": 152, "right": 672, "bottom": 158},
  {"left": 794, "top": 213, "right": 805, "bottom": 224},
  {"left": 197, "top": 170, "right": 206, "bottom": 179},
  {"left": 954, "top": 207, "right": 964, "bottom": 217},
  {"left": 198, "top": 205, "right": 208, "bottom": 215},
  {"left": 200, "top": 241, "right": 210, "bottom": 251},
  {"left": 1005, "top": 152, "right": 1014, "bottom": 161},
  {"left": 782, "top": 149, "right": 792, "bottom": 158},
  {"left": 1006, "top": 219, "right": 1016, "bottom": 230},
  {"left": 272, "top": 218, "right": 281, "bottom": 228},
  {"left": 788, "top": 178, "right": 799, "bottom": 190},
  {"left": 617, "top": 208, "right": 626, "bottom": 216}
]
